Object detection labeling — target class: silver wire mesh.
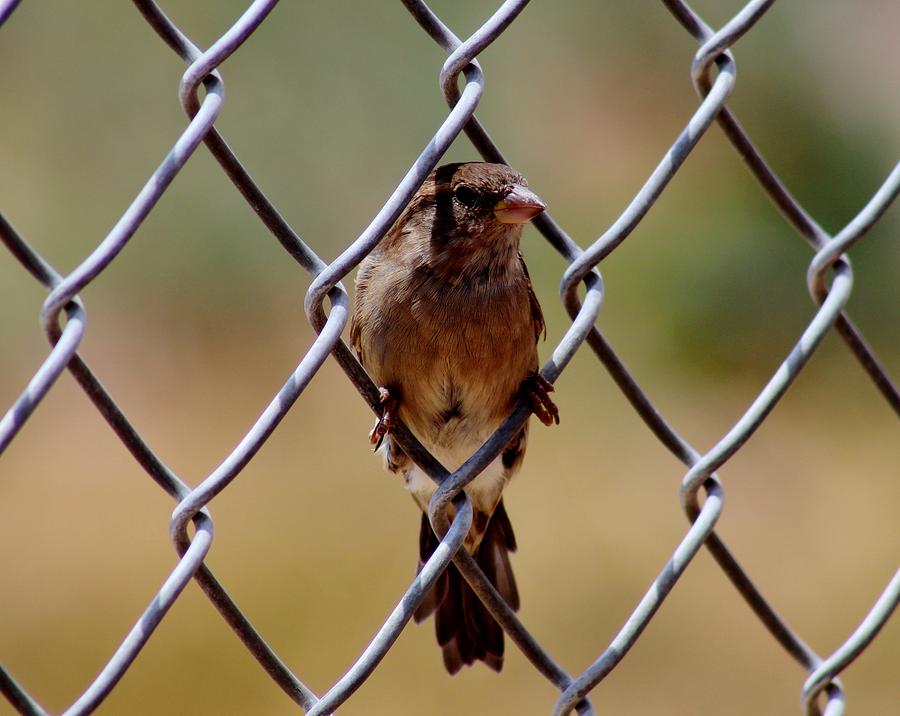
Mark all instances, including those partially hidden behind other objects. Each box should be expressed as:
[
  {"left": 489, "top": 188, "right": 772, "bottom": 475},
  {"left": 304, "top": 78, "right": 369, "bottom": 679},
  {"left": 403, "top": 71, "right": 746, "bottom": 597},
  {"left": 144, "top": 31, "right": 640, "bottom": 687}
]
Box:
[{"left": 1, "top": 1, "right": 898, "bottom": 715}]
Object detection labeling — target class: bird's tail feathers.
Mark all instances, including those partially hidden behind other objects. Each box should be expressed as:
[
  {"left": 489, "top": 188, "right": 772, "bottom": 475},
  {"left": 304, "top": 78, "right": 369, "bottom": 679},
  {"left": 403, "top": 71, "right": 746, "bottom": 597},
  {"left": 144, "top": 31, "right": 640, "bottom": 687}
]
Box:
[{"left": 413, "top": 500, "right": 519, "bottom": 674}]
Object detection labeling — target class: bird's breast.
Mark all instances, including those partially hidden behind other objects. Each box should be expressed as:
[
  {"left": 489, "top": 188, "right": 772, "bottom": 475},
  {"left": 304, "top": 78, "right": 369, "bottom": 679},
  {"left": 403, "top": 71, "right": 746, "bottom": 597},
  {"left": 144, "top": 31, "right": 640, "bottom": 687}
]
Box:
[{"left": 366, "top": 273, "right": 537, "bottom": 454}]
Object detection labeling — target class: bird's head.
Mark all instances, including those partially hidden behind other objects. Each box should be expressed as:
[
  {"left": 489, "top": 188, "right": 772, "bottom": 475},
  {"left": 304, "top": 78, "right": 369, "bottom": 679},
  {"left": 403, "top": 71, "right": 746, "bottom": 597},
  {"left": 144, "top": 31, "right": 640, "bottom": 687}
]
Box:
[
  {"left": 398, "top": 162, "right": 545, "bottom": 280},
  {"left": 433, "top": 162, "right": 545, "bottom": 228}
]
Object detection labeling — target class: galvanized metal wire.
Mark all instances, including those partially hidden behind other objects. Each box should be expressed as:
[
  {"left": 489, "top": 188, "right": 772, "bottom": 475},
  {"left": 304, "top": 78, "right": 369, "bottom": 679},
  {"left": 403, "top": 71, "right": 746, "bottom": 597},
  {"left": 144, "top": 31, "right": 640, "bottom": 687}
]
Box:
[{"left": 1, "top": 1, "right": 897, "bottom": 715}]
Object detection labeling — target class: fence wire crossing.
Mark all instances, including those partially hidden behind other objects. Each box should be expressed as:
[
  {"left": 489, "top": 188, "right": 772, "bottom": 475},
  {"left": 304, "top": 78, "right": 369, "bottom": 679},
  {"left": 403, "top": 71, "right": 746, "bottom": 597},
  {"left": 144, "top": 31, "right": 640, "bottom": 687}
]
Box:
[{"left": 1, "top": 0, "right": 898, "bottom": 714}]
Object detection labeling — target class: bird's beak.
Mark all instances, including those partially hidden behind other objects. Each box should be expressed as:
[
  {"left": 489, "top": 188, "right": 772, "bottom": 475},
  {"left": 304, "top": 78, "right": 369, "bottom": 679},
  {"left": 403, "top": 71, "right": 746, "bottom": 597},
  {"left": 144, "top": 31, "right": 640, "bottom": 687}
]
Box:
[{"left": 494, "top": 185, "right": 546, "bottom": 224}]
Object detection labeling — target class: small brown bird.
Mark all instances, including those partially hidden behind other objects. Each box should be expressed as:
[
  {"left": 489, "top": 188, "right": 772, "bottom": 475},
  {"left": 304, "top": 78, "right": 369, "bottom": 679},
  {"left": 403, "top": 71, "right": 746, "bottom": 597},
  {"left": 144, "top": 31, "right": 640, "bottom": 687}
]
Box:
[{"left": 350, "top": 162, "right": 558, "bottom": 674}]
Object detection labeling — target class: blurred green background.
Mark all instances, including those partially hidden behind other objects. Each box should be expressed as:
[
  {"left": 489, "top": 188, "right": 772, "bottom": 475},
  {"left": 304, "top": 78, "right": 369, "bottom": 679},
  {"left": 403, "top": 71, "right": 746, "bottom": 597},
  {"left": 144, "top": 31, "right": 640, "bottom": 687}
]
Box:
[{"left": 1, "top": 2, "right": 898, "bottom": 714}]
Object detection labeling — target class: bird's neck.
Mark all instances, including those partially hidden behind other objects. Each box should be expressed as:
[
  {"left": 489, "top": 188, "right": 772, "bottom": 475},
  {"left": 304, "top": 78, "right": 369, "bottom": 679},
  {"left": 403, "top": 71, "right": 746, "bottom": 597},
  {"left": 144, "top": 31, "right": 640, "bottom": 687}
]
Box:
[
  {"left": 420, "top": 223, "right": 523, "bottom": 288},
  {"left": 425, "top": 243, "right": 520, "bottom": 289}
]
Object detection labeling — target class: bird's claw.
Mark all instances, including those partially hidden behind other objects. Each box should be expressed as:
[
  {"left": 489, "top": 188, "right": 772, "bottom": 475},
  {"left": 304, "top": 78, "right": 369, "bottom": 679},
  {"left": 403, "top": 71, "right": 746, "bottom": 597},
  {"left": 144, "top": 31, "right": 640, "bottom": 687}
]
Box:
[
  {"left": 521, "top": 371, "right": 559, "bottom": 426},
  {"left": 369, "top": 386, "right": 400, "bottom": 451}
]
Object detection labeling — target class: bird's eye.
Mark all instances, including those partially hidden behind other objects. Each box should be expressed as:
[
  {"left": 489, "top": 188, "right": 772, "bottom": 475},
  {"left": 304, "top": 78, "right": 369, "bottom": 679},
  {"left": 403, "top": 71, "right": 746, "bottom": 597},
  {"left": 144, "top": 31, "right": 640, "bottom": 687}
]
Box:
[{"left": 453, "top": 184, "right": 480, "bottom": 208}]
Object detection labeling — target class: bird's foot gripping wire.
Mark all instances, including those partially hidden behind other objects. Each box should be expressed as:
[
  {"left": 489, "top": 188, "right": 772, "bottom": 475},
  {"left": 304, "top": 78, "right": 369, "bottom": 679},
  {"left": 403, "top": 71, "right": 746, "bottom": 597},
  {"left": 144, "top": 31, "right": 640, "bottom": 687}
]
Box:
[
  {"left": 521, "top": 371, "right": 559, "bottom": 426},
  {"left": 369, "top": 386, "right": 401, "bottom": 450}
]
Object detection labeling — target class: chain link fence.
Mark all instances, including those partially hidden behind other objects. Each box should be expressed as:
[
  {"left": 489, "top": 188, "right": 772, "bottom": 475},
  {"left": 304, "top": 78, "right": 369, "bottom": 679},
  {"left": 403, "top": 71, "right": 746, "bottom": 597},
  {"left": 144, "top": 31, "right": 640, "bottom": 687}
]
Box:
[{"left": 1, "top": 1, "right": 898, "bottom": 714}]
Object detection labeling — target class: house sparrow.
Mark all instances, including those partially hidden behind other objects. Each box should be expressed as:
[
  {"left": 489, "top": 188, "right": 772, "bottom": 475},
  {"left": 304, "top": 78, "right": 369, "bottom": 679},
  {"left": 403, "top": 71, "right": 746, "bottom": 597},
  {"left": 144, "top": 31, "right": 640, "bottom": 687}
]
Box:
[{"left": 350, "top": 162, "right": 558, "bottom": 674}]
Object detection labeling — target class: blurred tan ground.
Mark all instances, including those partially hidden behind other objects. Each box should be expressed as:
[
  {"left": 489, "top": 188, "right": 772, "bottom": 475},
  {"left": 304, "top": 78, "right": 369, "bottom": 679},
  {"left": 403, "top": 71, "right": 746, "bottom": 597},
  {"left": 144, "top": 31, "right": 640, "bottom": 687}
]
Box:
[{"left": 1, "top": 2, "right": 898, "bottom": 715}]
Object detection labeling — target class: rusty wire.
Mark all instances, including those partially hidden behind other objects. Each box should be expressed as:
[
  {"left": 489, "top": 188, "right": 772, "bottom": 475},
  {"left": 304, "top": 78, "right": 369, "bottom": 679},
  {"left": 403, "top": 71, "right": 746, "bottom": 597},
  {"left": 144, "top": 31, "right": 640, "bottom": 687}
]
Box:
[{"left": 1, "top": 1, "right": 898, "bottom": 715}]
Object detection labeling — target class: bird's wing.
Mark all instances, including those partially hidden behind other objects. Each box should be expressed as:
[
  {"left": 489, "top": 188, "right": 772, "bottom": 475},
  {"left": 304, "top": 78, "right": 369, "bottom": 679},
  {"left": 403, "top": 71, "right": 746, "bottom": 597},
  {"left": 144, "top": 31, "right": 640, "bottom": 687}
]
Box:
[
  {"left": 348, "top": 315, "right": 362, "bottom": 362},
  {"left": 348, "top": 262, "right": 369, "bottom": 364},
  {"left": 519, "top": 251, "right": 546, "bottom": 342}
]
